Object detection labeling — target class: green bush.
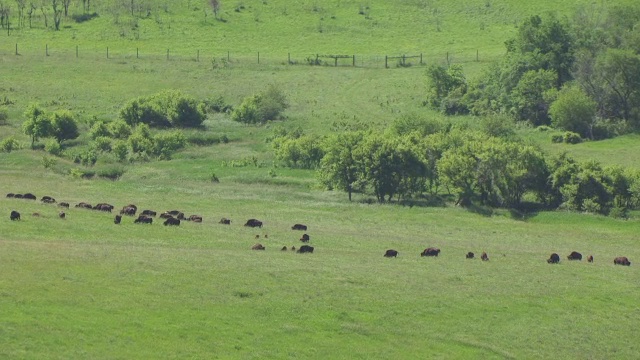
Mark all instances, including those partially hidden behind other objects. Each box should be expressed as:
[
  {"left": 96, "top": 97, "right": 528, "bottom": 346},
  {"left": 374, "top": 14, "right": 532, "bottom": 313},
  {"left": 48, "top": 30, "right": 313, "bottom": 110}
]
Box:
[
  {"left": 45, "top": 139, "right": 62, "bottom": 156},
  {"left": 232, "top": 85, "right": 288, "bottom": 124},
  {"left": 119, "top": 90, "right": 206, "bottom": 128},
  {"left": 186, "top": 132, "right": 223, "bottom": 146},
  {"left": 0, "top": 137, "right": 20, "bottom": 153},
  {"left": 563, "top": 131, "right": 582, "bottom": 144},
  {"left": 0, "top": 106, "right": 8, "bottom": 125},
  {"left": 89, "top": 121, "right": 112, "bottom": 140},
  {"left": 551, "top": 134, "right": 564, "bottom": 143},
  {"left": 108, "top": 119, "right": 133, "bottom": 139},
  {"left": 152, "top": 131, "right": 187, "bottom": 159},
  {"left": 50, "top": 110, "right": 80, "bottom": 143},
  {"left": 97, "top": 165, "right": 126, "bottom": 180},
  {"left": 609, "top": 206, "right": 628, "bottom": 219},
  {"left": 92, "top": 136, "right": 113, "bottom": 152},
  {"left": 112, "top": 140, "right": 129, "bottom": 162}
]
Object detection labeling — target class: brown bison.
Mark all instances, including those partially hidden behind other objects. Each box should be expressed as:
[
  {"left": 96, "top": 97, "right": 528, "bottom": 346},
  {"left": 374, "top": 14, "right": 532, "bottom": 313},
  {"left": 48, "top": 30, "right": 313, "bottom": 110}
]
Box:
[
  {"left": 94, "top": 203, "right": 114, "bottom": 212},
  {"left": 244, "top": 219, "right": 263, "bottom": 228},
  {"left": 188, "top": 215, "right": 203, "bottom": 222},
  {"left": 587, "top": 255, "right": 594, "bottom": 263},
  {"left": 58, "top": 202, "right": 70, "bottom": 208},
  {"left": 300, "top": 234, "right": 310, "bottom": 243},
  {"left": 292, "top": 224, "right": 308, "bottom": 231},
  {"left": 164, "top": 217, "right": 180, "bottom": 226},
  {"left": 547, "top": 253, "right": 560, "bottom": 264},
  {"left": 114, "top": 215, "right": 122, "bottom": 224},
  {"left": 141, "top": 210, "right": 157, "bottom": 217},
  {"left": 22, "top": 193, "right": 37, "bottom": 200},
  {"left": 120, "top": 206, "right": 137, "bottom": 216},
  {"left": 41, "top": 196, "right": 56, "bottom": 203},
  {"left": 165, "top": 210, "right": 185, "bottom": 220},
  {"left": 297, "top": 245, "right": 314, "bottom": 254},
  {"left": 481, "top": 252, "right": 489, "bottom": 261},
  {"left": 421, "top": 247, "right": 440, "bottom": 257},
  {"left": 466, "top": 252, "right": 475, "bottom": 259},
  {"left": 75, "top": 202, "right": 92, "bottom": 209},
  {"left": 159, "top": 212, "right": 173, "bottom": 219},
  {"left": 134, "top": 215, "right": 153, "bottom": 224},
  {"left": 251, "top": 243, "right": 266, "bottom": 250},
  {"left": 614, "top": 257, "right": 631, "bottom": 266},
  {"left": 10, "top": 210, "right": 20, "bottom": 221},
  {"left": 567, "top": 251, "right": 582, "bottom": 261},
  {"left": 219, "top": 218, "right": 231, "bottom": 225},
  {"left": 384, "top": 249, "right": 398, "bottom": 258},
  {"left": 59, "top": 211, "right": 65, "bottom": 219}
]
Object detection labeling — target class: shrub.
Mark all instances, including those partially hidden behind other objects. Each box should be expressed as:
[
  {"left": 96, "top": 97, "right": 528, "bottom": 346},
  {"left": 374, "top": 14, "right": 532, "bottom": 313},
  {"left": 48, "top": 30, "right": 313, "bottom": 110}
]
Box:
[
  {"left": 45, "top": 139, "right": 62, "bottom": 156},
  {"left": 50, "top": 110, "right": 80, "bottom": 143},
  {"left": 563, "top": 131, "right": 582, "bottom": 144},
  {"left": 97, "top": 165, "right": 126, "bottom": 180},
  {"left": 71, "top": 12, "right": 98, "bottom": 23},
  {"left": 186, "top": 132, "right": 223, "bottom": 146},
  {"left": 0, "top": 137, "right": 20, "bottom": 153},
  {"left": 0, "top": 106, "right": 8, "bottom": 125},
  {"left": 42, "top": 156, "right": 57, "bottom": 169},
  {"left": 152, "top": 131, "right": 187, "bottom": 159},
  {"left": 89, "top": 121, "right": 112, "bottom": 139},
  {"left": 609, "top": 206, "right": 628, "bottom": 219},
  {"left": 119, "top": 90, "right": 206, "bottom": 128},
  {"left": 92, "top": 136, "right": 113, "bottom": 152},
  {"left": 232, "top": 85, "right": 288, "bottom": 124},
  {"left": 581, "top": 198, "right": 601, "bottom": 213},
  {"left": 205, "top": 95, "right": 233, "bottom": 113},
  {"left": 551, "top": 134, "right": 564, "bottom": 143},
  {"left": 112, "top": 140, "right": 129, "bottom": 162},
  {"left": 108, "top": 119, "right": 132, "bottom": 139}
]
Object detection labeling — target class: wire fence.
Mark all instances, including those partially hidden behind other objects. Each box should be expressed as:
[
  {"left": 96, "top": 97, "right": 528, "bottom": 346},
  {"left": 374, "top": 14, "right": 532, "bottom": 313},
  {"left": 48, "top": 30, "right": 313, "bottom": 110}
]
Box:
[{"left": 1, "top": 43, "right": 502, "bottom": 69}]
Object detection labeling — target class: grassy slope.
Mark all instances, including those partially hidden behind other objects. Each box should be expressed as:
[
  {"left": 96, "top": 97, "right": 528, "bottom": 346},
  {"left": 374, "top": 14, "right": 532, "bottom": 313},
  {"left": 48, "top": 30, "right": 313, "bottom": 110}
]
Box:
[{"left": 1, "top": 0, "right": 640, "bottom": 358}]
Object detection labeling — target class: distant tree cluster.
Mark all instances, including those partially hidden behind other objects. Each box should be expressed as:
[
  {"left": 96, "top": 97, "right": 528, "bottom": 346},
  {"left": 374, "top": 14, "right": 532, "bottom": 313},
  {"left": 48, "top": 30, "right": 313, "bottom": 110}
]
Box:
[
  {"left": 119, "top": 90, "right": 207, "bottom": 128},
  {"left": 426, "top": 4, "right": 640, "bottom": 141},
  {"left": 272, "top": 117, "right": 640, "bottom": 217},
  {"left": 22, "top": 103, "right": 79, "bottom": 147}
]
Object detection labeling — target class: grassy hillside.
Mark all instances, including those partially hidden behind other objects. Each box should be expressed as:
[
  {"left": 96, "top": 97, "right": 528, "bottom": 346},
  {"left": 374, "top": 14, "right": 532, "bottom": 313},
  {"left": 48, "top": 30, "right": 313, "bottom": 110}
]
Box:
[{"left": 1, "top": 0, "right": 640, "bottom": 358}]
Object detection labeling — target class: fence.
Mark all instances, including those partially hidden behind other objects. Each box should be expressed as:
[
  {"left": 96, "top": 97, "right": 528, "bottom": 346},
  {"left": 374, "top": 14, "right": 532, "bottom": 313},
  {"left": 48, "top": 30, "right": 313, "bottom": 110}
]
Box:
[{"left": 2, "top": 43, "right": 501, "bottom": 69}]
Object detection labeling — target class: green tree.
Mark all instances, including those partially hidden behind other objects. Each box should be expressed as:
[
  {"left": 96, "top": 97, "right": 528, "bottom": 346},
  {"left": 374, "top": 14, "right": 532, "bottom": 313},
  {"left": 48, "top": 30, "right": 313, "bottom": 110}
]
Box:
[
  {"left": 509, "top": 69, "right": 557, "bottom": 125},
  {"left": 22, "top": 103, "right": 52, "bottom": 147},
  {"left": 594, "top": 48, "right": 640, "bottom": 124},
  {"left": 549, "top": 85, "right": 597, "bottom": 138},
  {"left": 425, "top": 64, "right": 467, "bottom": 114},
  {"left": 318, "top": 131, "right": 365, "bottom": 201},
  {"left": 89, "top": 121, "right": 112, "bottom": 140},
  {"left": 50, "top": 110, "right": 79, "bottom": 143},
  {"left": 0, "top": 137, "right": 20, "bottom": 153}
]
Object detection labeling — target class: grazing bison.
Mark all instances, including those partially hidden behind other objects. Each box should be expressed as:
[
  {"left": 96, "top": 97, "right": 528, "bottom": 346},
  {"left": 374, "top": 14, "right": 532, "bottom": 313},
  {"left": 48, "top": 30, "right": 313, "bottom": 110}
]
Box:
[
  {"left": 281, "top": 246, "right": 288, "bottom": 251},
  {"left": 384, "top": 249, "right": 399, "bottom": 258},
  {"left": 547, "top": 253, "right": 560, "bottom": 264},
  {"left": 300, "top": 234, "right": 310, "bottom": 243},
  {"left": 159, "top": 212, "right": 173, "bottom": 219},
  {"left": 292, "top": 224, "right": 308, "bottom": 231},
  {"left": 10, "top": 210, "right": 20, "bottom": 221},
  {"left": 114, "top": 215, "right": 122, "bottom": 224},
  {"left": 466, "top": 252, "right": 475, "bottom": 259},
  {"left": 587, "top": 255, "right": 594, "bottom": 263},
  {"left": 481, "top": 252, "right": 489, "bottom": 261},
  {"left": 291, "top": 246, "right": 296, "bottom": 251},
  {"left": 421, "top": 247, "right": 440, "bottom": 257},
  {"left": 120, "top": 206, "right": 137, "bottom": 216},
  {"left": 614, "top": 257, "right": 631, "bottom": 266},
  {"left": 13, "top": 194, "right": 23, "bottom": 198},
  {"left": 297, "top": 245, "right": 314, "bottom": 254},
  {"left": 134, "top": 215, "right": 153, "bottom": 224},
  {"left": 165, "top": 210, "right": 185, "bottom": 220},
  {"left": 244, "top": 219, "right": 263, "bottom": 228},
  {"left": 58, "top": 202, "right": 70, "bottom": 208},
  {"left": 188, "top": 215, "right": 203, "bottom": 222},
  {"left": 164, "top": 217, "right": 180, "bottom": 226},
  {"left": 22, "top": 193, "right": 37, "bottom": 200},
  {"left": 59, "top": 211, "right": 65, "bottom": 219},
  {"left": 75, "top": 202, "right": 92, "bottom": 209},
  {"left": 567, "top": 251, "right": 582, "bottom": 261},
  {"left": 94, "top": 203, "right": 114, "bottom": 212},
  {"left": 141, "top": 210, "right": 157, "bottom": 217},
  {"left": 6, "top": 193, "right": 14, "bottom": 198},
  {"left": 41, "top": 196, "right": 56, "bottom": 204},
  {"left": 219, "top": 218, "right": 231, "bottom": 225},
  {"left": 251, "top": 243, "right": 266, "bottom": 250}
]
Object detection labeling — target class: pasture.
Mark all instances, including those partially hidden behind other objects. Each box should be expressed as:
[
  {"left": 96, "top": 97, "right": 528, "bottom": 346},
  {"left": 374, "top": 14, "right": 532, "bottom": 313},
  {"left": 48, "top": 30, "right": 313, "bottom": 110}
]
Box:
[
  {"left": 1, "top": 0, "right": 640, "bottom": 358},
  {"left": 1, "top": 152, "right": 639, "bottom": 359}
]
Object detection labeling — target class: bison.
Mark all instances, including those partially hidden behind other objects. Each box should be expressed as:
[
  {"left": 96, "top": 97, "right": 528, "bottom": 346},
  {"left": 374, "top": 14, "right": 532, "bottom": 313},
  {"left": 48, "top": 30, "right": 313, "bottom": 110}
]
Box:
[
  {"left": 547, "top": 253, "right": 560, "bottom": 264},
  {"left": 281, "top": 246, "right": 288, "bottom": 251},
  {"left": 141, "top": 210, "right": 157, "bottom": 217},
  {"left": 10, "top": 210, "right": 20, "bottom": 221},
  {"left": 164, "top": 217, "right": 181, "bottom": 226},
  {"left": 300, "top": 234, "right": 310, "bottom": 243},
  {"left": 466, "top": 252, "right": 475, "bottom": 259},
  {"left": 165, "top": 210, "right": 185, "bottom": 220},
  {"left": 567, "top": 251, "right": 582, "bottom": 261},
  {"left": 291, "top": 246, "right": 296, "bottom": 251},
  {"left": 58, "top": 202, "right": 70, "bottom": 208},
  {"left": 134, "top": 215, "right": 153, "bottom": 224},
  {"left": 6, "top": 193, "right": 14, "bottom": 198},
  {"left": 13, "top": 194, "right": 23, "bottom": 198},
  {"left": 188, "top": 215, "right": 203, "bottom": 223},
  {"left": 22, "top": 193, "right": 36, "bottom": 200},
  {"left": 384, "top": 249, "right": 398, "bottom": 258},
  {"left": 481, "top": 252, "right": 489, "bottom": 261},
  {"left": 159, "top": 212, "right": 173, "bottom": 219},
  {"left": 75, "top": 202, "right": 92, "bottom": 209},
  {"left": 251, "top": 243, "right": 266, "bottom": 250},
  {"left": 614, "top": 257, "right": 631, "bottom": 266},
  {"left": 94, "top": 203, "right": 114, "bottom": 212},
  {"left": 120, "top": 206, "right": 137, "bottom": 216},
  {"left": 41, "top": 196, "right": 56, "bottom": 204},
  {"left": 292, "top": 224, "right": 308, "bottom": 231},
  {"left": 219, "top": 218, "right": 231, "bottom": 225},
  {"left": 59, "top": 211, "right": 65, "bottom": 219},
  {"left": 421, "top": 247, "right": 440, "bottom": 257},
  {"left": 114, "top": 215, "right": 122, "bottom": 224},
  {"left": 587, "top": 255, "right": 594, "bottom": 263},
  {"left": 297, "top": 245, "right": 314, "bottom": 254},
  {"left": 244, "top": 219, "right": 263, "bottom": 228}
]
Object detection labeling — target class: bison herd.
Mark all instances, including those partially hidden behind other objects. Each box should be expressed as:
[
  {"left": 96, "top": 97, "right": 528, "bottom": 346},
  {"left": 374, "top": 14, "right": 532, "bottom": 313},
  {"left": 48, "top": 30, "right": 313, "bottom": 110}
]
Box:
[{"left": 5, "top": 191, "right": 634, "bottom": 266}]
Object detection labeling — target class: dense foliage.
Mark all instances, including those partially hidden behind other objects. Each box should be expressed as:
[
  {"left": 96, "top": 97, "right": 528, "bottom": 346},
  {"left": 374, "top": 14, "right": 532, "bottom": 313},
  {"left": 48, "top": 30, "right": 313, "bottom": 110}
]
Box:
[
  {"left": 232, "top": 85, "right": 288, "bottom": 124},
  {"left": 119, "top": 90, "right": 207, "bottom": 128}
]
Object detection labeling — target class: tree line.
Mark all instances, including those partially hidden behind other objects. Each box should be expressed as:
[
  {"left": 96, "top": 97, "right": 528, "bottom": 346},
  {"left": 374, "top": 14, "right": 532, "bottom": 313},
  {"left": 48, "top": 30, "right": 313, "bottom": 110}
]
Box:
[
  {"left": 271, "top": 117, "right": 640, "bottom": 218},
  {"left": 426, "top": 4, "right": 640, "bottom": 142}
]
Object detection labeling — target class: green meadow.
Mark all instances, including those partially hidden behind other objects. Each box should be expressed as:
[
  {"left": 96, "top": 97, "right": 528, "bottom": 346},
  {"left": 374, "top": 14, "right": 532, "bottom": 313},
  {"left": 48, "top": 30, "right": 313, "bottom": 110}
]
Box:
[{"left": 1, "top": 0, "right": 640, "bottom": 358}]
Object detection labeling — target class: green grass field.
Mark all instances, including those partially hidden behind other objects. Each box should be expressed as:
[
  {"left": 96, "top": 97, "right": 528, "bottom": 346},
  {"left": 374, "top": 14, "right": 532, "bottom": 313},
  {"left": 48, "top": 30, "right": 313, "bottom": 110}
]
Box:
[{"left": 1, "top": 0, "right": 640, "bottom": 358}]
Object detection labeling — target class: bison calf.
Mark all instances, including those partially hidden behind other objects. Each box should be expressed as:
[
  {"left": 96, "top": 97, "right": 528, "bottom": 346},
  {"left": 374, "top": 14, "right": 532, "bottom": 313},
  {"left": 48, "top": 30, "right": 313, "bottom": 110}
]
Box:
[
  {"left": 114, "top": 215, "right": 122, "bottom": 224},
  {"left": 251, "top": 243, "right": 266, "bottom": 250},
  {"left": 300, "top": 234, "right": 310, "bottom": 243},
  {"left": 219, "top": 218, "right": 231, "bottom": 225},
  {"left": 466, "top": 252, "right": 475, "bottom": 259},
  {"left": 481, "top": 252, "right": 489, "bottom": 261},
  {"left": 587, "top": 255, "right": 594, "bottom": 263}
]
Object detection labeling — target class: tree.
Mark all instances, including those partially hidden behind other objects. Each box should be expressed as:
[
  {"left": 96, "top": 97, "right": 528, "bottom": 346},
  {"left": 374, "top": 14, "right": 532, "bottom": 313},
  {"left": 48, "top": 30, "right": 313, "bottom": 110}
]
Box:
[
  {"left": 509, "top": 69, "right": 557, "bottom": 126},
  {"left": 50, "top": 110, "right": 79, "bottom": 143},
  {"left": 594, "top": 48, "right": 640, "bottom": 124},
  {"left": 210, "top": 0, "right": 220, "bottom": 19},
  {"left": 62, "top": 0, "right": 70, "bottom": 16},
  {"left": 425, "top": 64, "right": 467, "bottom": 114},
  {"left": 52, "top": 0, "right": 63, "bottom": 30},
  {"left": 549, "top": 85, "right": 597, "bottom": 138},
  {"left": 22, "top": 103, "right": 52, "bottom": 147},
  {"left": 318, "top": 132, "right": 365, "bottom": 201}
]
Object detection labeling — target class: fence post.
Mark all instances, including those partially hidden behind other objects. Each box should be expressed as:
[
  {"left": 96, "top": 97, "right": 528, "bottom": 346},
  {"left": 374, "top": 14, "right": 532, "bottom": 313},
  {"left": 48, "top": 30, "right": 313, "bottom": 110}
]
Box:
[
  {"left": 385, "top": 55, "right": 388, "bottom": 68},
  {"left": 76, "top": 45, "right": 78, "bottom": 58},
  {"left": 288, "top": 53, "right": 290, "bottom": 64},
  {"left": 476, "top": 49, "right": 479, "bottom": 62},
  {"left": 107, "top": 47, "right": 109, "bottom": 59},
  {"left": 46, "top": 44, "right": 49, "bottom": 57},
  {"left": 167, "top": 49, "right": 169, "bottom": 60},
  {"left": 227, "top": 51, "right": 230, "bottom": 62},
  {"left": 403, "top": 54, "right": 406, "bottom": 66},
  {"left": 257, "top": 52, "right": 260, "bottom": 64},
  {"left": 137, "top": 48, "right": 139, "bottom": 59},
  {"left": 420, "top": 53, "right": 423, "bottom": 65},
  {"left": 353, "top": 55, "right": 355, "bottom": 67},
  {"left": 197, "top": 50, "right": 199, "bottom": 62},
  {"left": 15, "top": 43, "right": 18, "bottom": 56},
  {"left": 334, "top": 57, "right": 338, "bottom": 67},
  {"left": 446, "top": 52, "right": 449, "bottom": 64}
]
